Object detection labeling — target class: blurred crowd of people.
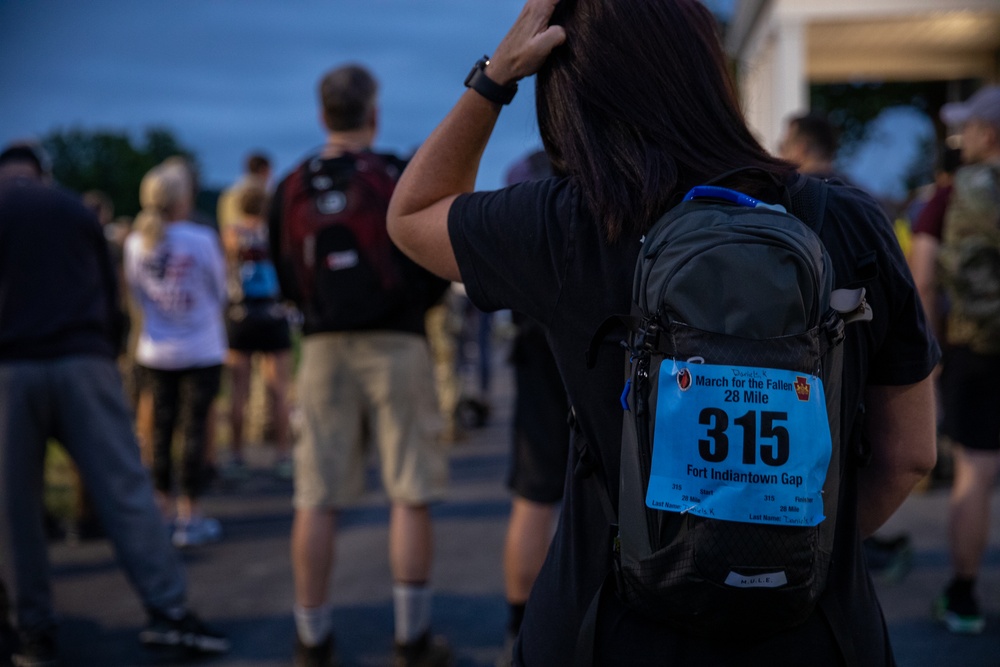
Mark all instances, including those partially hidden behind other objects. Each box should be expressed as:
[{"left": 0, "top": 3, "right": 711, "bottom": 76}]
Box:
[
  {"left": 0, "top": 9, "right": 998, "bottom": 665},
  {"left": 776, "top": 87, "right": 1000, "bottom": 639},
  {"left": 0, "top": 59, "right": 512, "bottom": 667}
]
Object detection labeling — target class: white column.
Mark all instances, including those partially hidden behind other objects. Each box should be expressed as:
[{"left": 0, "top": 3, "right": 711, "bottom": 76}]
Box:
[
  {"left": 740, "top": 36, "right": 775, "bottom": 149},
  {"left": 770, "top": 16, "right": 807, "bottom": 154}
]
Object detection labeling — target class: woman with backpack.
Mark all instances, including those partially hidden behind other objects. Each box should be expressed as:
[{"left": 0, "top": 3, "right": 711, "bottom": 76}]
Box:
[
  {"left": 388, "top": 0, "right": 939, "bottom": 665},
  {"left": 220, "top": 182, "right": 294, "bottom": 480}
]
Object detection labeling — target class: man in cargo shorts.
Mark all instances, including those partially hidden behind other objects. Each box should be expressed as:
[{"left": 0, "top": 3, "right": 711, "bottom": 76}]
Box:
[{"left": 268, "top": 64, "right": 452, "bottom": 667}]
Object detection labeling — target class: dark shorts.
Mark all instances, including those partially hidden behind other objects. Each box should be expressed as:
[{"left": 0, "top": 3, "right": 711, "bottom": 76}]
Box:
[
  {"left": 226, "top": 301, "right": 291, "bottom": 353},
  {"left": 940, "top": 346, "right": 1000, "bottom": 451},
  {"left": 507, "top": 324, "right": 570, "bottom": 504}
]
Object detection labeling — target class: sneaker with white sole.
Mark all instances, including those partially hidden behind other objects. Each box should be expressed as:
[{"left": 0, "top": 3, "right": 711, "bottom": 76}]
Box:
[
  {"left": 933, "top": 582, "right": 985, "bottom": 634},
  {"left": 171, "top": 516, "right": 222, "bottom": 548},
  {"left": 140, "top": 609, "right": 229, "bottom": 654}
]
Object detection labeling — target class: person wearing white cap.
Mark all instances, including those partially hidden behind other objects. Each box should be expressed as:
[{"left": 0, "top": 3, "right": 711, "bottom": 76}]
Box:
[{"left": 931, "top": 84, "right": 1000, "bottom": 635}]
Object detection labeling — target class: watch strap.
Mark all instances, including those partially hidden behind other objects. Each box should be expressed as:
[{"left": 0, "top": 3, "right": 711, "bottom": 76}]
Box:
[{"left": 464, "top": 56, "right": 517, "bottom": 106}]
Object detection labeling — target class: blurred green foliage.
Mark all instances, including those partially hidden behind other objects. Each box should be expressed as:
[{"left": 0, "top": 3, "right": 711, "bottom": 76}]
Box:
[
  {"left": 41, "top": 127, "right": 198, "bottom": 218},
  {"left": 810, "top": 81, "right": 950, "bottom": 151}
]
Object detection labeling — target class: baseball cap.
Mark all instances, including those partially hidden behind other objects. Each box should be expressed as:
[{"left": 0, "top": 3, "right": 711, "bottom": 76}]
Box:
[{"left": 940, "top": 85, "right": 1000, "bottom": 129}]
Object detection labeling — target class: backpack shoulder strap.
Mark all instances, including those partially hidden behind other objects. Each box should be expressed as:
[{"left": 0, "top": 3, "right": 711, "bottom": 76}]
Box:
[
  {"left": 585, "top": 314, "right": 640, "bottom": 368},
  {"left": 567, "top": 409, "right": 617, "bottom": 525},
  {"left": 788, "top": 175, "right": 830, "bottom": 235}
]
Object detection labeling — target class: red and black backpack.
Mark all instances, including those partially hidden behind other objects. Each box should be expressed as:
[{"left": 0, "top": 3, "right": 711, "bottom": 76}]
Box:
[{"left": 278, "top": 151, "right": 409, "bottom": 332}]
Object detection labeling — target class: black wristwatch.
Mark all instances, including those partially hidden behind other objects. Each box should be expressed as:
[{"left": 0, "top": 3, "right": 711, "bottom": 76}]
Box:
[{"left": 464, "top": 55, "right": 518, "bottom": 106}]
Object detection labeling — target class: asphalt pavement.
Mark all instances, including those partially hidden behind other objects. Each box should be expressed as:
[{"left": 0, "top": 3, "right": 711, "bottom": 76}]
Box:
[{"left": 40, "top": 357, "right": 1000, "bottom": 667}]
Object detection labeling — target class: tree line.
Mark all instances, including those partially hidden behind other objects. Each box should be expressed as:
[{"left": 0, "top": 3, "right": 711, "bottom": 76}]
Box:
[{"left": 41, "top": 128, "right": 198, "bottom": 219}]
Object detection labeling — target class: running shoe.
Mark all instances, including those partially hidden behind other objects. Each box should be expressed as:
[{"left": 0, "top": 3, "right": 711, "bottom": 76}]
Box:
[
  {"left": 933, "top": 583, "right": 985, "bottom": 634},
  {"left": 140, "top": 609, "right": 229, "bottom": 654},
  {"left": 864, "top": 533, "right": 913, "bottom": 584},
  {"left": 393, "top": 632, "right": 453, "bottom": 667},
  {"left": 172, "top": 516, "right": 222, "bottom": 548},
  {"left": 11, "top": 628, "right": 58, "bottom": 667},
  {"left": 294, "top": 632, "right": 339, "bottom": 667}
]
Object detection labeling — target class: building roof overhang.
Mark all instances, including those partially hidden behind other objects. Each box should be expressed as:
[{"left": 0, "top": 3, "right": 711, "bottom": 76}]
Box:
[{"left": 727, "top": 0, "right": 1000, "bottom": 83}]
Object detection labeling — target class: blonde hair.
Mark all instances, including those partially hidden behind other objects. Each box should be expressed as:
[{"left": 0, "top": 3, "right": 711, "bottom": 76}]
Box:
[{"left": 134, "top": 160, "right": 192, "bottom": 250}]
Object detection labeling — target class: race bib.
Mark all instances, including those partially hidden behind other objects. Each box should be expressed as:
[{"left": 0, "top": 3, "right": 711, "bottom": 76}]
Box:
[{"left": 645, "top": 360, "right": 831, "bottom": 526}]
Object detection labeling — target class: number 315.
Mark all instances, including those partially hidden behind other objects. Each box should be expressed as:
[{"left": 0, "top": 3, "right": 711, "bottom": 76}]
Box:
[{"left": 698, "top": 409, "right": 789, "bottom": 466}]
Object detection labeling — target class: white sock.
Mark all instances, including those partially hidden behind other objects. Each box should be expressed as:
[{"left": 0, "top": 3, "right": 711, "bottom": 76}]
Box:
[
  {"left": 393, "top": 583, "right": 432, "bottom": 644},
  {"left": 293, "top": 603, "right": 332, "bottom": 647}
]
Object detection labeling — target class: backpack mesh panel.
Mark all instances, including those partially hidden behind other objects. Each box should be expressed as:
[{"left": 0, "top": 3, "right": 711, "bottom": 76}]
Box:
[{"left": 619, "top": 516, "right": 829, "bottom": 637}]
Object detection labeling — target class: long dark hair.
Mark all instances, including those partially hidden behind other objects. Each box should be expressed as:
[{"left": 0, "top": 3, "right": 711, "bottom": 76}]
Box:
[{"left": 536, "top": 0, "right": 795, "bottom": 241}]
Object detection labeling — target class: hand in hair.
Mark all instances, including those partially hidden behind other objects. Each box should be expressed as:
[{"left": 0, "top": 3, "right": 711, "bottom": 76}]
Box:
[
  {"left": 387, "top": 0, "right": 564, "bottom": 282},
  {"left": 489, "top": 0, "right": 566, "bottom": 86}
]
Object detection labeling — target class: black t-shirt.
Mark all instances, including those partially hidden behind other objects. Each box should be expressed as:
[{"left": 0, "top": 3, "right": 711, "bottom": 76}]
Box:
[
  {"left": 449, "top": 174, "right": 939, "bottom": 666},
  {"left": 0, "top": 178, "right": 120, "bottom": 361}
]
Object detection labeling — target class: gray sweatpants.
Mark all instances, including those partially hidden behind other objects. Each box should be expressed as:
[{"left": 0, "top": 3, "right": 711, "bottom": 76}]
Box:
[{"left": 0, "top": 355, "right": 186, "bottom": 635}]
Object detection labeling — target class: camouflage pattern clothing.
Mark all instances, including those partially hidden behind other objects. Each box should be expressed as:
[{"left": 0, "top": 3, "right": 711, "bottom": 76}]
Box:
[{"left": 938, "top": 162, "right": 1000, "bottom": 354}]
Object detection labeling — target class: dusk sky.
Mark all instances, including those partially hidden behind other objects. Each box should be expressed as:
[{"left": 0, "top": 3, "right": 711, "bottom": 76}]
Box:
[
  {"left": 4, "top": 1, "right": 926, "bottom": 202},
  {"left": 0, "top": 1, "right": 555, "bottom": 190}
]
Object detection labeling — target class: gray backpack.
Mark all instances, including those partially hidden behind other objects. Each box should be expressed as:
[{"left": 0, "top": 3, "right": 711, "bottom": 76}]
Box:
[{"left": 593, "top": 179, "right": 871, "bottom": 640}]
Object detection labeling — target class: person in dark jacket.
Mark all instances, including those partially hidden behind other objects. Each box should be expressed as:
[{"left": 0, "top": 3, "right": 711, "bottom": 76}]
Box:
[{"left": 0, "top": 143, "right": 228, "bottom": 665}]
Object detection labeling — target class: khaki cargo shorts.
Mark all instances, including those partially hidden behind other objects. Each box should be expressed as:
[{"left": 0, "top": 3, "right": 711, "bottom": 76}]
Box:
[{"left": 292, "top": 331, "right": 448, "bottom": 509}]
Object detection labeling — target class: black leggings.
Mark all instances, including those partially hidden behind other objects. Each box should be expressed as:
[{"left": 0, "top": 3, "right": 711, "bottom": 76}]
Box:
[{"left": 144, "top": 364, "right": 222, "bottom": 498}]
